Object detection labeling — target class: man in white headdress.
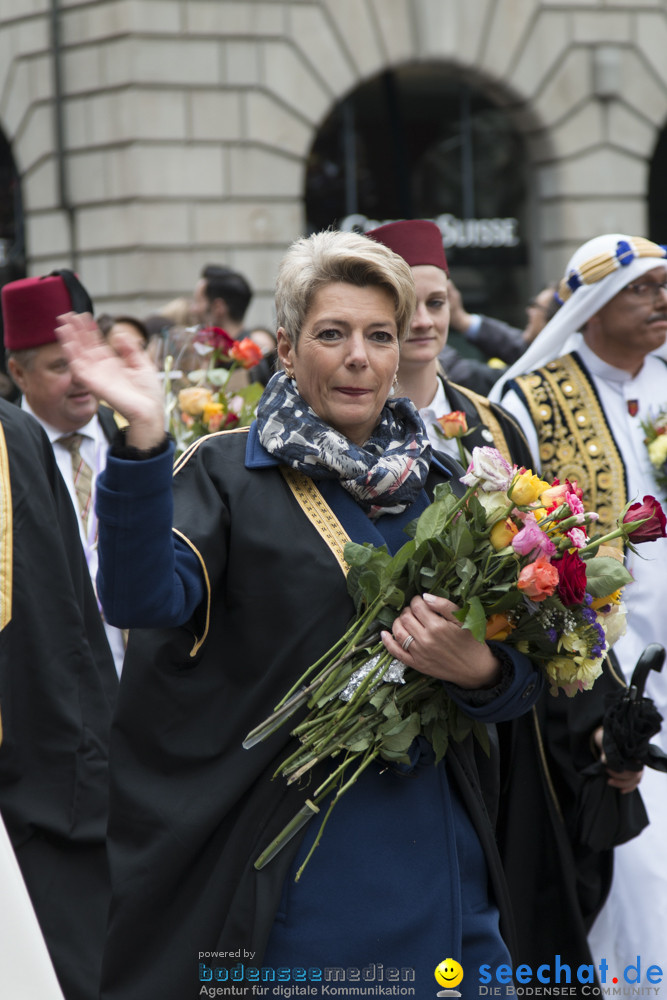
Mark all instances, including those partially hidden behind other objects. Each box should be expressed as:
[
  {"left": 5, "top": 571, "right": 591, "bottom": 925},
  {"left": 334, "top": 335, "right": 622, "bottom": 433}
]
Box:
[{"left": 493, "top": 233, "right": 667, "bottom": 972}]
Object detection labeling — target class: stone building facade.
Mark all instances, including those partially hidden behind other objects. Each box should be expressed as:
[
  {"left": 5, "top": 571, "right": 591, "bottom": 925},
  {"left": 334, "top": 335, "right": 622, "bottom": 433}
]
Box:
[{"left": 1, "top": 0, "right": 667, "bottom": 327}]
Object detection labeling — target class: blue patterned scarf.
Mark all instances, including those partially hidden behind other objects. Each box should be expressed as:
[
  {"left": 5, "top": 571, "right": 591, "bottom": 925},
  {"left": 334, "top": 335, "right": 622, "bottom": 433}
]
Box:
[{"left": 256, "top": 370, "right": 431, "bottom": 517}]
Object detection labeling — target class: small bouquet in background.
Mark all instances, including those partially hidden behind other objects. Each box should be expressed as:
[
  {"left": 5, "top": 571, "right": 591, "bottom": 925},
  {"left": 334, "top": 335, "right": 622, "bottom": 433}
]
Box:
[
  {"left": 244, "top": 446, "right": 666, "bottom": 877},
  {"left": 641, "top": 407, "right": 667, "bottom": 498},
  {"left": 163, "top": 326, "right": 264, "bottom": 457}
]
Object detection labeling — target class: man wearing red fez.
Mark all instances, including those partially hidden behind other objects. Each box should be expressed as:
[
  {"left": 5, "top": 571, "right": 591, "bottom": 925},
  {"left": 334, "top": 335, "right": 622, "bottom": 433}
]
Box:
[
  {"left": 0, "top": 282, "right": 117, "bottom": 997},
  {"left": 3, "top": 271, "right": 125, "bottom": 677}
]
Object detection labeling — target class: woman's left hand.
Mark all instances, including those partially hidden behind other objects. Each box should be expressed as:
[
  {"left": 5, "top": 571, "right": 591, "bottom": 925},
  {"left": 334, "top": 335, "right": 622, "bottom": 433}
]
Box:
[{"left": 381, "top": 593, "right": 502, "bottom": 690}]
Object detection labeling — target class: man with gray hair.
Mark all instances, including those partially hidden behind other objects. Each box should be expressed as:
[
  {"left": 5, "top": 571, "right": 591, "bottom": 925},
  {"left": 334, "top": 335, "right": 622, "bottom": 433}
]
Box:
[{"left": 495, "top": 233, "right": 667, "bottom": 972}]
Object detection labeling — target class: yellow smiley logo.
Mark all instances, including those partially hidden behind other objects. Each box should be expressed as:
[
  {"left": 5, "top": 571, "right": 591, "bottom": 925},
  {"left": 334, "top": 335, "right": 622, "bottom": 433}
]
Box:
[{"left": 435, "top": 958, "right": 464, "bottom": 989}]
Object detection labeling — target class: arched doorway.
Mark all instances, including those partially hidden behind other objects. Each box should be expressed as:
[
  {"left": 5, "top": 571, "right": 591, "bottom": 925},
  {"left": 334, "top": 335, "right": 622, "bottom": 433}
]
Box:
[{"left": 305, "top": 63, "right": 531, "bottom": 331}]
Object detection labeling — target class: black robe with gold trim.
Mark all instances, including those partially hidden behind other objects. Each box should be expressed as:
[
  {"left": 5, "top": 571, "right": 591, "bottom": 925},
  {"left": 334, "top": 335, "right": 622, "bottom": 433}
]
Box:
[
  {"left": 442, "top": 375, "right": 534, "bottom": 471},
  {"left": 97, "top": 428, "right": 540, "bottom": 1000},
  {"left": 0, "top": 400, "right": 117, "bottom": 1000}
]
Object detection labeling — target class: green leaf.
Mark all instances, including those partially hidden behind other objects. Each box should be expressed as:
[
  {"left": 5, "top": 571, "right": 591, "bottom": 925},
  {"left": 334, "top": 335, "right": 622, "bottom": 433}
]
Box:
[
  {"left": 344, "top": 736, "right": 373, "bottom": 752},
  {"left": 455, "top": 557, "right": 477, "bottom": 590},
  {"left": 385, "top": 538, "right": 416, "bottom": 579},
  {"left": 344, "top": 541, "right": 377, "bottom": 567},
  {"left": 455, "top": 596, "right": 487, "bottom": 643},
  {"left": 414, "top": 500, "right": 451, "bottom": 546},
  {"left": 584, "top": 555, "right": 633, "bottom": 598},
  {"left": 450, "top": 521, "right": 475, "bottom": 559},
  {"left": 378, "top": 712, "right": 421, "bottom": 753}
]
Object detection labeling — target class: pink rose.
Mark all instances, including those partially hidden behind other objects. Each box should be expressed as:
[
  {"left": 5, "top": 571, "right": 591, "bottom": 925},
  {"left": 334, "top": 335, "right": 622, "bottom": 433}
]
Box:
[{"left": 512, "top": 514, "right": 556, "bottom": 558}]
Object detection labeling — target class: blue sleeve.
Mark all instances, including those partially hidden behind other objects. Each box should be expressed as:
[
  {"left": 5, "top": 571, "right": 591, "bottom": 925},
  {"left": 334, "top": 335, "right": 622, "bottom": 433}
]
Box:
[
  {"left": 96, "top": 442, "right": 205, "bottom": 628},
  {"left": 446, "top": 643, "right": 544, "bottom": 724}
]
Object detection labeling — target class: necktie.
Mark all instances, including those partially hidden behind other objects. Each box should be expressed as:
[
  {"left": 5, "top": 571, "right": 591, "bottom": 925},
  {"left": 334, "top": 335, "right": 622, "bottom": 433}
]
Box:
[{"left": 59, "top": 433, "right": 94, "bottom": 532}]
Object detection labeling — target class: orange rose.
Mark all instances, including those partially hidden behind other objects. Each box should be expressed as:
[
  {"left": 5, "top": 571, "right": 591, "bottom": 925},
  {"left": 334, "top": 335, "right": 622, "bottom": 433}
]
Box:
[
  {"left": 517, "top": 554, "right": 559, "bottom": 602},
  {"left": 436, "top": 411, "right": 468, "bottom": 439},
  {"left": 485, "top": 612, "right": 514, "bottom": 641},
  {"left": 230, "top": 337, "right": 263, "bottom": 369}
]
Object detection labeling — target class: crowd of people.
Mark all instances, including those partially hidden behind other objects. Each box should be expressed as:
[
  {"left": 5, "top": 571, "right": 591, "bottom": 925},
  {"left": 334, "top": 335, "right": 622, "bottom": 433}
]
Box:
[{"left": 0, "top": 223, "right": 665, "bottom": 1000}]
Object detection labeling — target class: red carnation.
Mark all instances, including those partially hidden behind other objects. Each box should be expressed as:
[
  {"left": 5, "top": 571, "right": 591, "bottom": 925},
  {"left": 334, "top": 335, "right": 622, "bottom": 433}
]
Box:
[
  {"left": 554, "top": 549, "right": 587, "bottom": 606},
  {"left": 622, "top": 496, "right": 667, "bottom": 543}
]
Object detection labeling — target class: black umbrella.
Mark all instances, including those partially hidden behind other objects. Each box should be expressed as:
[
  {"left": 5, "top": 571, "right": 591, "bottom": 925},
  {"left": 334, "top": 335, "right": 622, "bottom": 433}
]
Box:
[
  {"left": 601, "top": 643, "right": 667, "bottom": 773},
  {"left": 576, "top": 644, "right": 667, "bottom": 852}
]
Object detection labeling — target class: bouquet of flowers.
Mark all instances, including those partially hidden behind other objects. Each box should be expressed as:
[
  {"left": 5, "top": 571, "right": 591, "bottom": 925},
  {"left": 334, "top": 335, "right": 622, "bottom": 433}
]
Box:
[
  {"left": 244, "top": 447, "right": 666, "bottom": 878},
  {"left": 641, "top": 407, "right": 667, "bottom": 498},
  {"left": 163, "top": 326, "right": 264, "bottom": 456}
]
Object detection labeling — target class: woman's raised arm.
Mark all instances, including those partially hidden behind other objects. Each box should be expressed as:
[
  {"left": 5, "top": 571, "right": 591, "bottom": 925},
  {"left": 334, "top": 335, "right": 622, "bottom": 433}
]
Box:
[{"left": 56, "top": 311, "right": 166, "bottom": 450}]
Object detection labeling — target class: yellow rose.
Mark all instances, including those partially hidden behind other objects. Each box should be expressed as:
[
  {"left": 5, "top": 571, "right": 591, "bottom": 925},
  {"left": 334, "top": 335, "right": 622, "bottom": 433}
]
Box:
[
  {"left": 489, "top": 518, "right": 519, "bottom": 550},
  {"left": 178, "top": 386, "right": 214, "bottom": 416},
  {"left": 510, "top": 471, "right": 552, "bottom": 505},
  {"left": 648, "top": 434, "right": 667, "bottom": 468},
  {"left": 202, "top": 401, "right": 224, "bottom": 427}
]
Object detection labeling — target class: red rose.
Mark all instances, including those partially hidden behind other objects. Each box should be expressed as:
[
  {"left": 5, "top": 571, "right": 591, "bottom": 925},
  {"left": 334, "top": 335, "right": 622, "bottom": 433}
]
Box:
[
  {"left": 554, "top": 549, "right": 587, "bottom": 606},
  {"left": 622, "top": 496, "right": 667, "bottom": 543}
]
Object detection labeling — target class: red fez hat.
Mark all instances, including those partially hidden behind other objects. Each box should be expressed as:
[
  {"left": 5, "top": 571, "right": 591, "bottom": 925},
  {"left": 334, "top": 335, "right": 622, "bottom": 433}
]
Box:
[
  {"left": 2, "top": 271, "right": 93, "bottom": 350},
  {"left": 366, "top": 220, "right": 449, "bottom": 274}
]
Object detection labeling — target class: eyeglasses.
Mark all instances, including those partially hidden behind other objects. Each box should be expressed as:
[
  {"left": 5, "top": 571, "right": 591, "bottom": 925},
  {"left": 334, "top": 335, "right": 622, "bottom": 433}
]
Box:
[{"left": 624, "top": 280, "right": 667, "bottom": 302}]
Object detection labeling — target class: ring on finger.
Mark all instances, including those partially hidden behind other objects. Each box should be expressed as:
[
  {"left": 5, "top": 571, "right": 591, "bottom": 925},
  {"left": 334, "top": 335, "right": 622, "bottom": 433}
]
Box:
[{"left": 401, "top": 634, "right": 415, "bottom": 652}]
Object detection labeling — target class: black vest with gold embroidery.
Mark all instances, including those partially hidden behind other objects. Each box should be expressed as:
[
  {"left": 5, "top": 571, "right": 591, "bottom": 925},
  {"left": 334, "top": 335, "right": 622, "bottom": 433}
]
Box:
[{"left": 507, "top": 352, "right": 628, "bottom": 541}]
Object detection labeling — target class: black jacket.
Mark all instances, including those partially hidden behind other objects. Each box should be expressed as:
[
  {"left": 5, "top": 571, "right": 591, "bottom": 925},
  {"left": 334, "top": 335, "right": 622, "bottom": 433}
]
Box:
[{"left": 0, "top": 400, "right": 117, "bottom": 1000}]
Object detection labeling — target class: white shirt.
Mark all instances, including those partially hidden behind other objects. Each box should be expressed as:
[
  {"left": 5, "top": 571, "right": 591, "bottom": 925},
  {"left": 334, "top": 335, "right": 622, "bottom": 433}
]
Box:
[{"left": 21, "top": 401, "right": 125, "bottom": 676}]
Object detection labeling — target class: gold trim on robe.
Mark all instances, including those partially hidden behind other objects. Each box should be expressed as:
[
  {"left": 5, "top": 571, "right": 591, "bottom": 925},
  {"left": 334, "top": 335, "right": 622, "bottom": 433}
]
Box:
[
  {"left": 513, "top": 354, "right": 627, "bottom": 544},
  {"left": 280, "top": 467, "right": 351, "bottom": 577}
]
